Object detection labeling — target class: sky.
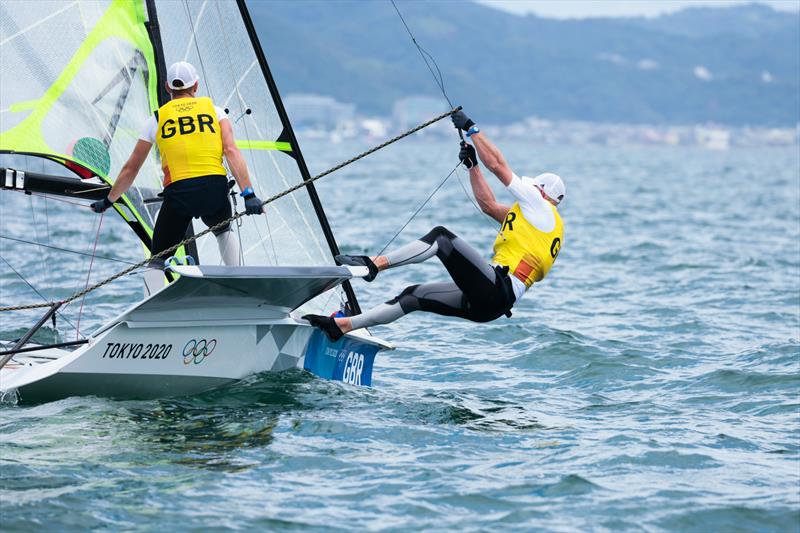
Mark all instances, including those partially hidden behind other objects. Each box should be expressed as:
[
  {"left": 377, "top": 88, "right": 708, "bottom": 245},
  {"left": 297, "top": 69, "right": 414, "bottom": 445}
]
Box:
[{"left": 476, "top": 0, "right": 800, "bottom": 19}]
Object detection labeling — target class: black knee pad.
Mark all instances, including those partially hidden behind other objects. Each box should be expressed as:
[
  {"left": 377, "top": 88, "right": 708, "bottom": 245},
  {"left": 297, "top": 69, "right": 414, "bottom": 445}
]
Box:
[
  {"left": 420, "top": 225, "right": 456, "bottom": 245},
  {"left": 386, "top": 284, "right": 420, "bottom": 306},
  {"left": 387, "top": 284, "right": 424, "bottom": 313}
]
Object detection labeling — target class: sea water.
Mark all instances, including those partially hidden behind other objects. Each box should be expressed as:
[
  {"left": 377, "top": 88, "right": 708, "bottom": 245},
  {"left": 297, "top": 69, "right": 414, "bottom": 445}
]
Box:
[{"left": 1, "top": 140, "right": 798, "bottom": 531}]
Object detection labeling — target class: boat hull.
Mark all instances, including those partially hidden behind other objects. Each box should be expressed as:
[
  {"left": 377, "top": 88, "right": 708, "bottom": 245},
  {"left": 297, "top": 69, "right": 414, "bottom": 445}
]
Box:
[
  {"left": 0, "top": 266, "right": 390, "bottom": 403},
  {"left": 2, "top": 320, "right": 383, "bottom": 403}
]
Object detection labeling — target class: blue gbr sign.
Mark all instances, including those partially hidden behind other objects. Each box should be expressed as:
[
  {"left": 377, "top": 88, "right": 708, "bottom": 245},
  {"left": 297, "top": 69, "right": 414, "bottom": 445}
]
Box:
[{"left": 303, "top": 330, "right": 379, "bottom": 386}]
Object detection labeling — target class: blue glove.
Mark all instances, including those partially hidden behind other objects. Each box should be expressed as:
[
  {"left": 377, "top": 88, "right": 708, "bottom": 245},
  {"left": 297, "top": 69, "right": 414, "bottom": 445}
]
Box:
[
  {"left": 244, "top": 193, "right": 263, "bottom": 215},
  {"left": 459, "top": 142, "right": 477, "bottom": 169},
  {"left": 90, "top": 196, "right": 112, "bottom": 213},
  {"left": 451, "top": 110, "right": 475, "bottom": 132}
]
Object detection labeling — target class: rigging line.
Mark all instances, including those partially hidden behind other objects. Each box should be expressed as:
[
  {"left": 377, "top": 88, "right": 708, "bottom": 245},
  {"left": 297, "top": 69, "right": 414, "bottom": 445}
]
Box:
[
  {"left": 0, "top": 235, "right": 138, "bottom": 266},
  {"left": 42, "top": 194, "right": 55, "bottom": 306},
  {"left": 29, "top": 191, "right": 53, "bottom": 303},
  {"left": 213, "top": 1, "right": 279, "bottom": 266},
  {"left": 42, "top": 193, "right": 57, "bottom": 343},
  {"left": 75, "top": 213, "right": 104, "bottom": 341},
  {"left": 258, "top": 201, "right": 280, "bottom": 265},
  {"left": 390, "top": 0, "right": 453, "bottom": 108},
  {"left": 377, "top": 161, "right": 461, "bottom": 256},
  {"left": 0, "top": 254, "right": 80, "bottom": 332},
  {"left": 182, "top": 0, "right": 215, "bottom": 100},
  {"left": 60, "top": 208, "right": 103, "bottom": 317},
  {"left": 29, "top": 192, "right": 90, "bottom": 209},
  {"left": 0, "top": 107, "right": 459, "bottom": 313},
  {"left": 6, "top": 189, "right": 90, "bottom": 209},
  {"left": 389, "top": 3, "right": 494, "bottom": 230},
  {"left": 206, "top": 51, "right": 320, "bottom": 258},
  {"left": 453, "top": 166, "right": 504, "bottom": 228}
]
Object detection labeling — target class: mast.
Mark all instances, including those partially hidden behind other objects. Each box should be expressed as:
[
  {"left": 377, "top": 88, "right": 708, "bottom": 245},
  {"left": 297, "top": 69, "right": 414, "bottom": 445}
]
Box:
[
  {"left": 144, "top": 0, "right": 200, "bottom": 263},
  {"left": 144, "top": 0, "right": 169, "bottom": 107},
  {"left": 236, "top": 0, "right": 361, "bottom": 314}
]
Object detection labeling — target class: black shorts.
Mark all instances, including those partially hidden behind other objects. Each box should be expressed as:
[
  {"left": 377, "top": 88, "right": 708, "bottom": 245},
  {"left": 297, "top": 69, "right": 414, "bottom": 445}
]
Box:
[{"left": 151, "top": 174, "right": 231, "bottom": 259}]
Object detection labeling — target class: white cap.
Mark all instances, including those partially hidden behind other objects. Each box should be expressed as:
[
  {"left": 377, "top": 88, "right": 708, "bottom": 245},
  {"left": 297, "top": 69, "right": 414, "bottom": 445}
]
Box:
[
  {"left": 166, "top": 61, "right": 199, "bottom": 90},
  {"left": 532, "top": 172, "right": 565, "bottom": 205}
]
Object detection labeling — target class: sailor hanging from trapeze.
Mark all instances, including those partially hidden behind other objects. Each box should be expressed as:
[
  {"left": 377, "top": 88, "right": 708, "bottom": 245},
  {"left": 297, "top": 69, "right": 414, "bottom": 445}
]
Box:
[
  {"left": 304, "top": 110, "right": 565, "bottom": 341},
  {"left": 89, "top": 61, "right": 264, "bottom": 289}
]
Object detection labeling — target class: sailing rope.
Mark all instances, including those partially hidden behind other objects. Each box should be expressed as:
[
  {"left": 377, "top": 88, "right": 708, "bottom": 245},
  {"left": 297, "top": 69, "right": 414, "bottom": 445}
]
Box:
[
  {"left": 0, "top": 255, "right": 80, "bottom": 332},
  {"left": 373, "top": 1, "right": 495, "bottom": 256},
  {"left": 376, "top": 161, "right": 461, "bottom": 256},
  {"left": 0, "top": 235, "right": 137, "bottom": 266},
  {"left": 75, "top": 213, "right": 104, "bottom": 340},
  {"left": 0, "top": 107, "right": 460, "bottom": 313},
  {"left": 390, "top": 0, "right": 455, "bottom": 110}
]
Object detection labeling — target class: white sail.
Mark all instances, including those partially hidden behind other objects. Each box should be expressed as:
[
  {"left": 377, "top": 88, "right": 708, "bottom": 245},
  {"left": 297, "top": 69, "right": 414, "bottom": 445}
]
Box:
[
  {"left": 154, "top": 1, "right": 332, "bottom": 268},
  {"left": 1, "top": 0, "right": 356, "bottom": 314},
  {"left": 0, "top": 0, "right": 163, "bottom": 239}
]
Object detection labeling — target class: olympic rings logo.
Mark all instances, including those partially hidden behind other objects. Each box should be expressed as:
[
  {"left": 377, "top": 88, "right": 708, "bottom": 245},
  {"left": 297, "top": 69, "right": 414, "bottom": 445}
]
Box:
[{"left": 182, "top": 338, "right": 217, "bottom": 365}]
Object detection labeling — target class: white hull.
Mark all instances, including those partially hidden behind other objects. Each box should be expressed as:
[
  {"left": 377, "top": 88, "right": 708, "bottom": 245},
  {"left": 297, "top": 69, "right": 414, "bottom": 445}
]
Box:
[{"left": 0, "top": 266, "right": 390, "bottom": 403}]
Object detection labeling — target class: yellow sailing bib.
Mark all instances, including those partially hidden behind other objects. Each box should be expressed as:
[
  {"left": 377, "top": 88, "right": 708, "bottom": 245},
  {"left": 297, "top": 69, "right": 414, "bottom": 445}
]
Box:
[
  {"left": 492, "top": 202, "right": 563, "bottom": 287},
  {"left": 155, "top": 97, "right": 226, "bottom": 186}
]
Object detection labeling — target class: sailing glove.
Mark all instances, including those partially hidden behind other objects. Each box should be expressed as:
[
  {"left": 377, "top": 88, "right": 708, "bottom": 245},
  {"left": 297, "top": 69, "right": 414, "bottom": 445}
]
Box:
[
  {"left": 459, "top": 142, "right": 478, "bottom": 169},
  {"left": 451, "top": 110, "right": 475, "bottom": 132},
  {"left": 244, "top": 193, "right": 264, "bottom": 215},
  {"left": 90, "top": 196, "right": 113, "bottom": 213}
]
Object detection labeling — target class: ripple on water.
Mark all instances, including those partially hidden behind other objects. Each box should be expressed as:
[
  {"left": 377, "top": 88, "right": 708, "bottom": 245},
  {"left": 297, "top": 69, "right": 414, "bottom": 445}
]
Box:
[
  {"left": 2, "top": 143, "right": 799, "bottom": 531},
  {"left": 601, "top": 450, "right": 721, "bottom": 470},
  {"left": 656, "top": 506, "right": 800, "bottom": 533}
]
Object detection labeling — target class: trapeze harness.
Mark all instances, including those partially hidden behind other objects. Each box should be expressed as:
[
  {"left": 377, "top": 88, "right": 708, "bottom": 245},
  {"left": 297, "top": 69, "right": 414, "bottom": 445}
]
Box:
[{"left": 150, "top": 96, "right": 232, "bottom": 258}]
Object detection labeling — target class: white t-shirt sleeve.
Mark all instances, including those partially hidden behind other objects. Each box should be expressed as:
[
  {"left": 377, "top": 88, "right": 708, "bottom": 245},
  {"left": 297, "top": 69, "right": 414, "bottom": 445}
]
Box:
[
  {"left": 506, "top": 172, "right": 555, "bottom": 232},
  {"left": 507, "top": 173, "right": 543, "bottom": 206},
  {"left": 215, "top": 106, "right": 229, "bottom": 122},
  {"left": 138, "top": 116, "right": 157, "bottom": 144}
]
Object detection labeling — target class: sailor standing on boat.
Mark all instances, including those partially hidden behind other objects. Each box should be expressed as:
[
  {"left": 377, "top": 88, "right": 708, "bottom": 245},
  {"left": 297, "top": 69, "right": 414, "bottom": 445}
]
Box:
[
  {"left": 305, "top": 110, "right": 564, "bottom": 340},
  {"left": 90, "top": 61, "right": 263, "bottom": 273}
]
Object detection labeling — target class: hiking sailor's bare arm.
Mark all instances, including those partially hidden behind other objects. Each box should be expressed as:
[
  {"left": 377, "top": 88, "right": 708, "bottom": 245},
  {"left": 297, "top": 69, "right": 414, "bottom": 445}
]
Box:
[
  {"left": 220, "top": 119, "right": 254, "bottom": 192},
  {"left": 469, "top": 164, "right": 509, "bottom": 223},
  {"left": 108, "top": 140, "right": 151, "bottom": 202},
  {"left": 470, "top": 132, "right": 513, "bottom": 186}
]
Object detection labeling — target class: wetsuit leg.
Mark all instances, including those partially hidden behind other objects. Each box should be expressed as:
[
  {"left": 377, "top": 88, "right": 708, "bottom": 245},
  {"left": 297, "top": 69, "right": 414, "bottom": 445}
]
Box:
[
  {"left": 384, "top": 237, "right": 439, "bottom": 267},
  {"left": 199, "top": 191, "right": 241, "bottom": 266},
  {"left": 368, "top": 226, "right": 513, "bottom": 324},
  {"left": 348, "top": 281, "right": 469, "bottom": 330},
  {"left": 199, "top": 190, "right": 233, "bottom": 236},
  {"left": 419, "top": 226, "right": 497, "bottom": 292},
  {"left": 151, "top": 199, "right": 193, "bottom": 262},
  {"left": 151, "top": 176, "right": 238, "bottom": 266},
  {"left": 384, "top": 226, "right": 497, "bottom": 289}
]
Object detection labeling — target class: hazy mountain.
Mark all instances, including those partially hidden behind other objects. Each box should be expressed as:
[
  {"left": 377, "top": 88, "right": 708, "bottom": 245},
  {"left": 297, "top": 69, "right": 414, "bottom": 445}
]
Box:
[
  {"left": 628, "top": 3, "right": 797, "bottom": 39},
  {"left": 248, "top": 1, "right": 799, "bottom": 126}
]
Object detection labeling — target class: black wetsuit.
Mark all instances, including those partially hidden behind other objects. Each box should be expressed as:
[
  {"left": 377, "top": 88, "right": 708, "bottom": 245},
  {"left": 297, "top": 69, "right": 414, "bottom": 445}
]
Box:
[
  {"left": 151, "top": 174, "right": 232, "bottom": 260},
  {"left": 341, "top": 226, "right": 516, "bottom": 332},
  {"left": 387, "top": 226, "right": 515, "bottom": 322}
]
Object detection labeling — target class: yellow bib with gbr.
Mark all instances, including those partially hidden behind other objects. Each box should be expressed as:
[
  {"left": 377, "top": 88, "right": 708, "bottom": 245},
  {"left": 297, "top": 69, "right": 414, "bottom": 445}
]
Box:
[
  {"left": 492, "top": 202, "right": 563, "bottom": 288},
  {"left": 155, "top": 97, "right": 226, "bottom": 187}
]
